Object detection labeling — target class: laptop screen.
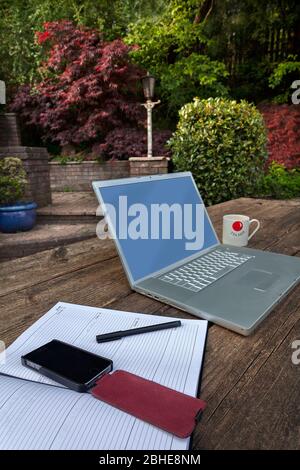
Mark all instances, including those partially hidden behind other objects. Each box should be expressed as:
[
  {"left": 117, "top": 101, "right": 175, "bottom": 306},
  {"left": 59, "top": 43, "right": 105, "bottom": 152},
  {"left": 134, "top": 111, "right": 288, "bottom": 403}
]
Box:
[{"left": 98, "top": 175, "right": 219, "bottom": 283}]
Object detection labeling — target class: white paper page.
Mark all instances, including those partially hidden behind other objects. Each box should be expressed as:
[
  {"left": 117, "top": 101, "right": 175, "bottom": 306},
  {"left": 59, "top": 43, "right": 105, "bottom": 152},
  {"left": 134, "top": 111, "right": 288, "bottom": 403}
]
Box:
[
  {"left": 0, "top": 302, "right": 207, "bottom": 398},
  {"left": 0, "top": 375, "right": 189, "bottom": 450},
  {"left": 0, "top": 302, "right": 207, "bottom": 450}
]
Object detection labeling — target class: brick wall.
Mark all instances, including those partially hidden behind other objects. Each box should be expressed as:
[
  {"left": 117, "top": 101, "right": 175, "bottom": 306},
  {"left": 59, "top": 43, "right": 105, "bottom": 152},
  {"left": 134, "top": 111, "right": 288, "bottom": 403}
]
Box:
[
  {"left": 129, "top": 156, "right": 170, "bottom": 176},
  {"left": 0, "top": 114, "right": 21, "bottom": 146},
  {"left": 0, "top": 147, "right": 52, "bottom": 207},
  {"left": 50, "top": 160, "right": 130, "bottom": 191},
  {"left": 50, "top": 158, "right": 171, "bottom": 191}
]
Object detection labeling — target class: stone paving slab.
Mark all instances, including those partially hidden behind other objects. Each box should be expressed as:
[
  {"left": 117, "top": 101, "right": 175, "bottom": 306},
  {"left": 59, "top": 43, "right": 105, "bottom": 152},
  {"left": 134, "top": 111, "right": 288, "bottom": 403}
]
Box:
[{"left": 37, "top": 192, "right": 99, "bottom": 217}]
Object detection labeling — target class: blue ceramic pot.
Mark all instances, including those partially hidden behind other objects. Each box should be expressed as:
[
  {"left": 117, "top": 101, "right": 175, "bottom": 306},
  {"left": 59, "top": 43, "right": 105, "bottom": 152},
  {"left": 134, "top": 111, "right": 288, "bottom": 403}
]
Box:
[{"left": 0, "top": 202, "right": 37, "bottom": 233}]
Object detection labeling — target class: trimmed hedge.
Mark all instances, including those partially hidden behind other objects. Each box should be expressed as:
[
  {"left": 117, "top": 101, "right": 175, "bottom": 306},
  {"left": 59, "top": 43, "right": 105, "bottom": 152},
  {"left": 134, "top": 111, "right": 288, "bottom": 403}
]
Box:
[{"left": 169, "top": 97, "right": 268, "bottom": 205}]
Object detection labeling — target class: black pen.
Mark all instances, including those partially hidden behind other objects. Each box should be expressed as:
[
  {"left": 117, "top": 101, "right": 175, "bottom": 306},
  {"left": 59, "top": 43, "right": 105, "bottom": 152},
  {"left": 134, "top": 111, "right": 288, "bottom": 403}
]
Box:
[{"left": 96, "top": 320, "right": 182, "bottom": 343}]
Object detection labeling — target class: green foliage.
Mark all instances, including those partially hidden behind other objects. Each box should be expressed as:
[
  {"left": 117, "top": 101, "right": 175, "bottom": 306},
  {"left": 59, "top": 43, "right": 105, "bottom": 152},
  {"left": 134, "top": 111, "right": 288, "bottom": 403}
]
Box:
[
  {"left": 0, "top": 157, "right": 28, "bottom": 205},
  {"left": 202, "top": 0, "right": 300, "bottom": 103},
  {"left": 62, "top": 187, "right": 73, "bottom": 193},
  {"left": 0, "top": 1, "right": 41, "bottom": 86},
  {"left": 228, "top": 59, "right": 273, "bottom": 103},
  {"left": 168, "top": 97, "right": 267, "bottom": 205},
  {"left": 2, "top": 0, "right": 300, "bottom": 112},
  {"left": 126, "top": 1, "right": 207, "bottom": 71},
  {"left": 0, "top": 0, "right": 166, "bottom": 88},
  {"left": 126, "top": 1, "right": 229, "bottom": 118},
  {"left": 257, "top": 162, "right": 300, "bottom": 199},
  {"left": 126, "top": 0, "right": 300, "bottom": 110},
  {"left": 269, "top": 57, "right": 300, "bottom": 88},
  {"left": 51, "top": 153, "right": 85, "bottom": 165},
  {"left": 159, "top": 54, "right": 229, "bottom": 114},
  {"left": 269, "top": 56, "right": 300, "bottom": 103}
]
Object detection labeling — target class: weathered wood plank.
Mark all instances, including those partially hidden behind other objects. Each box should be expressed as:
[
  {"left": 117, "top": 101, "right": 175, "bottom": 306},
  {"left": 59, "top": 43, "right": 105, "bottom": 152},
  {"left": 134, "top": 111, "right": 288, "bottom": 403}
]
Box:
[
  {"left": 0, "top": 197, "right": 298, "bottom": 347},
  {"left": 193, "top": 285, "right": 300, "bottom": 449},
  {"left": 1, "top": 198, "right": 298, "bottom": 296},
  {"left": 104, "top": 198, "right": 300, "bottom": 449},
  {"left": 211, "top": 199, "right": 300, "bottom": 246},
  {"left": 0, "top": 256, "right": 130, "bottom": 346},
  {"left": 106, "top": 274, "right": 300, "bottom": 449},
  {"left": 0, "top": 238, "right": 118, "bottom": 298},
  {"left": 0, "top": 197, "right": 299, "bottom": 450}
]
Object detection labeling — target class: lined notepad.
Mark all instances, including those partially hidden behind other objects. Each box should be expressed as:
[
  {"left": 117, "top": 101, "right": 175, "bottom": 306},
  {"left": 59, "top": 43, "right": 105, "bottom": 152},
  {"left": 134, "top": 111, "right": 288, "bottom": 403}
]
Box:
[{"left": 0, "top": 302, "right": 207, "bottom": 450}]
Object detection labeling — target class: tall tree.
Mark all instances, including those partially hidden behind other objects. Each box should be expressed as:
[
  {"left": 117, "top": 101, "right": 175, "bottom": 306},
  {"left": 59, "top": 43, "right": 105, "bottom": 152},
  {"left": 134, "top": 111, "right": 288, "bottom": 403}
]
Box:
[
  {"left": 0, "top": 0, "right": 167, "bottom": 89},
  {"left": 11, "top": 21, "right": 144, "bottom": 148},
  {"left": 126, "top": 0, "right": 228, "bottom": 117}
]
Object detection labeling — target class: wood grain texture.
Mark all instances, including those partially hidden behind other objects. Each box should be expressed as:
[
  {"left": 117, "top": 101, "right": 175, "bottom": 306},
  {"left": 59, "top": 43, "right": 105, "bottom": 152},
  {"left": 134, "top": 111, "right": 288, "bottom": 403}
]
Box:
[{"left": 0, "top": 197, "right": 299, "bottom": 449}]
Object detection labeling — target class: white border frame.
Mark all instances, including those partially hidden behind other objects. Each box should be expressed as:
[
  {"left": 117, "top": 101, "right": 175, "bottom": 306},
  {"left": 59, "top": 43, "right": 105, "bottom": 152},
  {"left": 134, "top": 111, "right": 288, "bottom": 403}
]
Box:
[{"left": 92, "top": 172, "right": 220, "bottom": 287}]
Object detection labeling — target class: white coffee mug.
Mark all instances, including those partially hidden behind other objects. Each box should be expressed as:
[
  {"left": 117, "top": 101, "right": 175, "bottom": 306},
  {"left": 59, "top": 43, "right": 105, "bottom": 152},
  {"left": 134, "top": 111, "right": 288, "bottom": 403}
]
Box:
[{"left": 222, "top": 214, "right": 260, "bottom": 247}]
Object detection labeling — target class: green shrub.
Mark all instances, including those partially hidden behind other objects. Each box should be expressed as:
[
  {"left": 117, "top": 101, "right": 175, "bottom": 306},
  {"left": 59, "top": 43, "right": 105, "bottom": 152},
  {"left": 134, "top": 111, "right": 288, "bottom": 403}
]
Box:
[
  {"left": 159, "top": 54, "right": 229, "bottom": 115},
  {"left": 51, "top": 153, "right": 85, "bottom": 165},
  {"left": 0, "top": 157, "right": 27, "bottom": 205},
  {"left": 257, "top": 162, "right": 300, "bottom": 199},
  {"left": 168, "top": 97, "right": 268, "bottom": 205}
]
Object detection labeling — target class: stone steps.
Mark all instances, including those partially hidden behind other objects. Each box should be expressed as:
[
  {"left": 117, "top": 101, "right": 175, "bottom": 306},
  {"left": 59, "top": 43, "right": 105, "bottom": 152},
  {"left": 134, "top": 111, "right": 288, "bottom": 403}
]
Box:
[
  {"left": 0, "top": 223, "right": 97, "bottom": 261},
  {"left": 37, "top": 191, "right": 100, "bottom": 224},
  {"left": 0, "top": 192, "right": 102, "bottom": 261}
]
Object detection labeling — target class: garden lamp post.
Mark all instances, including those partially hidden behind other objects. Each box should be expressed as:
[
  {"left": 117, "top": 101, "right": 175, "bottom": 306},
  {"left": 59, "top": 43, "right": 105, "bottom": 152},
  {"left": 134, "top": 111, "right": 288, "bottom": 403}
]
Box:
[
  {"left": 0, "top": 80, "right": 6, "bottom": 105},
  {"left": 141, "top": 73, "right": 160, "bottom": 158}
]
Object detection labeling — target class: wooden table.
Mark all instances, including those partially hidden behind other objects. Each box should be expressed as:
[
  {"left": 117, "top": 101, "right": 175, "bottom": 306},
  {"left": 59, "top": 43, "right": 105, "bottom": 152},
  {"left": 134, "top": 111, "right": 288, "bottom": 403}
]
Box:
[{"left": 1, "top": 198, "right": 300, "bottom": 450}]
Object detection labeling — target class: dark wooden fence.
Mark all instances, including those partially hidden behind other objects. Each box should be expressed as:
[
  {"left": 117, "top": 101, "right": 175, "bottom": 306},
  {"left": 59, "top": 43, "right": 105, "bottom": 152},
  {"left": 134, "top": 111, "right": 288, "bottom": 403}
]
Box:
[{"left": 226, "top": 28, "right": 298, "bottom": 77}]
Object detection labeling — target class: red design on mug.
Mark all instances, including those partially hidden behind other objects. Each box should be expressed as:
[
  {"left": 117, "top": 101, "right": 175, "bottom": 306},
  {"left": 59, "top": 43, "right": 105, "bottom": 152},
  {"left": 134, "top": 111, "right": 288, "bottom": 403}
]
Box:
[{"left": 232, "top": 221, "right": 243, "bottom": 232}]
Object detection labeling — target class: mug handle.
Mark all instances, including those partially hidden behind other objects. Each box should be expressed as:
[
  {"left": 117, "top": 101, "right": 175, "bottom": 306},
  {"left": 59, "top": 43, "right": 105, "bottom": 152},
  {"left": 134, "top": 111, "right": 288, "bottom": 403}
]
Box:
[{"left": 248, "top": 219, "right": 260, "bottom": 240}]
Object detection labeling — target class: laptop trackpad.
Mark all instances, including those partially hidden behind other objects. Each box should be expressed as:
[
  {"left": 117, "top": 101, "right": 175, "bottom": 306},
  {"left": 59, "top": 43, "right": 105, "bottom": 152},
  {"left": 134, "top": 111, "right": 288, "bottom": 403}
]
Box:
[{"left": 239, "top": 270, "right": 279, "bottom": 292}]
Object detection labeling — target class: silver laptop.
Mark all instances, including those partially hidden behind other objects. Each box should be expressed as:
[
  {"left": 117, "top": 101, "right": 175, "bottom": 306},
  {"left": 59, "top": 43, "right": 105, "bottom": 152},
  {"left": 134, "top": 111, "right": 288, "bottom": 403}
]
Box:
[{"left": 93, "top": 172, "right": 300, "bottom": 335}]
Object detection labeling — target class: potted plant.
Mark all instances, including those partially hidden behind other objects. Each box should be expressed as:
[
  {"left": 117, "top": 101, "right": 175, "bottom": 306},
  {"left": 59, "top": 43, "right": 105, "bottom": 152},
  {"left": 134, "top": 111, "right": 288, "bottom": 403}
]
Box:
[{"left": 0, "top": 157, "right": 37, "bottom": 233}]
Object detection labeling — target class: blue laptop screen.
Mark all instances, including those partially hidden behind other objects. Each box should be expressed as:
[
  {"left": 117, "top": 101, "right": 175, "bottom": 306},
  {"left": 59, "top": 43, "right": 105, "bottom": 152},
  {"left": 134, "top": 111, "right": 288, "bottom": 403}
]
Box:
[{"left": 98, "top": 175, "right": 218, "bottom": 282}]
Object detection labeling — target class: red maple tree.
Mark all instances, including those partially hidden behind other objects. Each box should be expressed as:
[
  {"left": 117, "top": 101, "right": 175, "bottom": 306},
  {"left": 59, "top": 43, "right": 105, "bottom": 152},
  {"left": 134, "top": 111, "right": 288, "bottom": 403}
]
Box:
[
  {"left": 96, "top": 128, "right": 172, "bottom": 160},
  {"left": 260, "top": 104, "right": 300, "bottom": 169},
  {"left": 12, "top": 21, "right": 144, "bottom": 148}
]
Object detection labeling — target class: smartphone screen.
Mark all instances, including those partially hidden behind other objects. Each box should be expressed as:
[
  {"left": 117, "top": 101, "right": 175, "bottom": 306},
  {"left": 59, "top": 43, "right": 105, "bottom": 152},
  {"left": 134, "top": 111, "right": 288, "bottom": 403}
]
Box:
[{"left": 22, "top": 340, "right": 113, "bottom": 391}]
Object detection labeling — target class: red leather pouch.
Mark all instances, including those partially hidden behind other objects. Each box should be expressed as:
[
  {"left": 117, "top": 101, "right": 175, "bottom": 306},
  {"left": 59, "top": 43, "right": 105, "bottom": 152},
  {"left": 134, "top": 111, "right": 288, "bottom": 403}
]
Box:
[{"left": 91, "top": 370, "right": 206, "bottom": 438}]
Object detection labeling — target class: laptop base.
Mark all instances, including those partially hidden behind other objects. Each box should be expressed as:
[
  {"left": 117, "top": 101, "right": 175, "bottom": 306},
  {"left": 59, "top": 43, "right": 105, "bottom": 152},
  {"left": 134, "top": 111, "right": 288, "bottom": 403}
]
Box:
[{"left": 135, "top": 245, "right": 300, "bottom": 336}]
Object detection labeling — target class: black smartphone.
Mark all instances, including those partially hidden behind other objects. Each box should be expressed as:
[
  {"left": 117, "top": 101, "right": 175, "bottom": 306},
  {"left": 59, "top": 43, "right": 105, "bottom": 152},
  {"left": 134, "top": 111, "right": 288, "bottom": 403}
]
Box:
[{"left": 21, "top": 340, "right": 113, "bottom": 392}]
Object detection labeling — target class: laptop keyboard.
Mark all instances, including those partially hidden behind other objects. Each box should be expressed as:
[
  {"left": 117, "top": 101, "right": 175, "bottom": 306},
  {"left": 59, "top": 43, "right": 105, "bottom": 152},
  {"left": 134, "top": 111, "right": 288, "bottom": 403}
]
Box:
[{"left": 158, "top": 249, "right": 253, "bottom": 293}]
